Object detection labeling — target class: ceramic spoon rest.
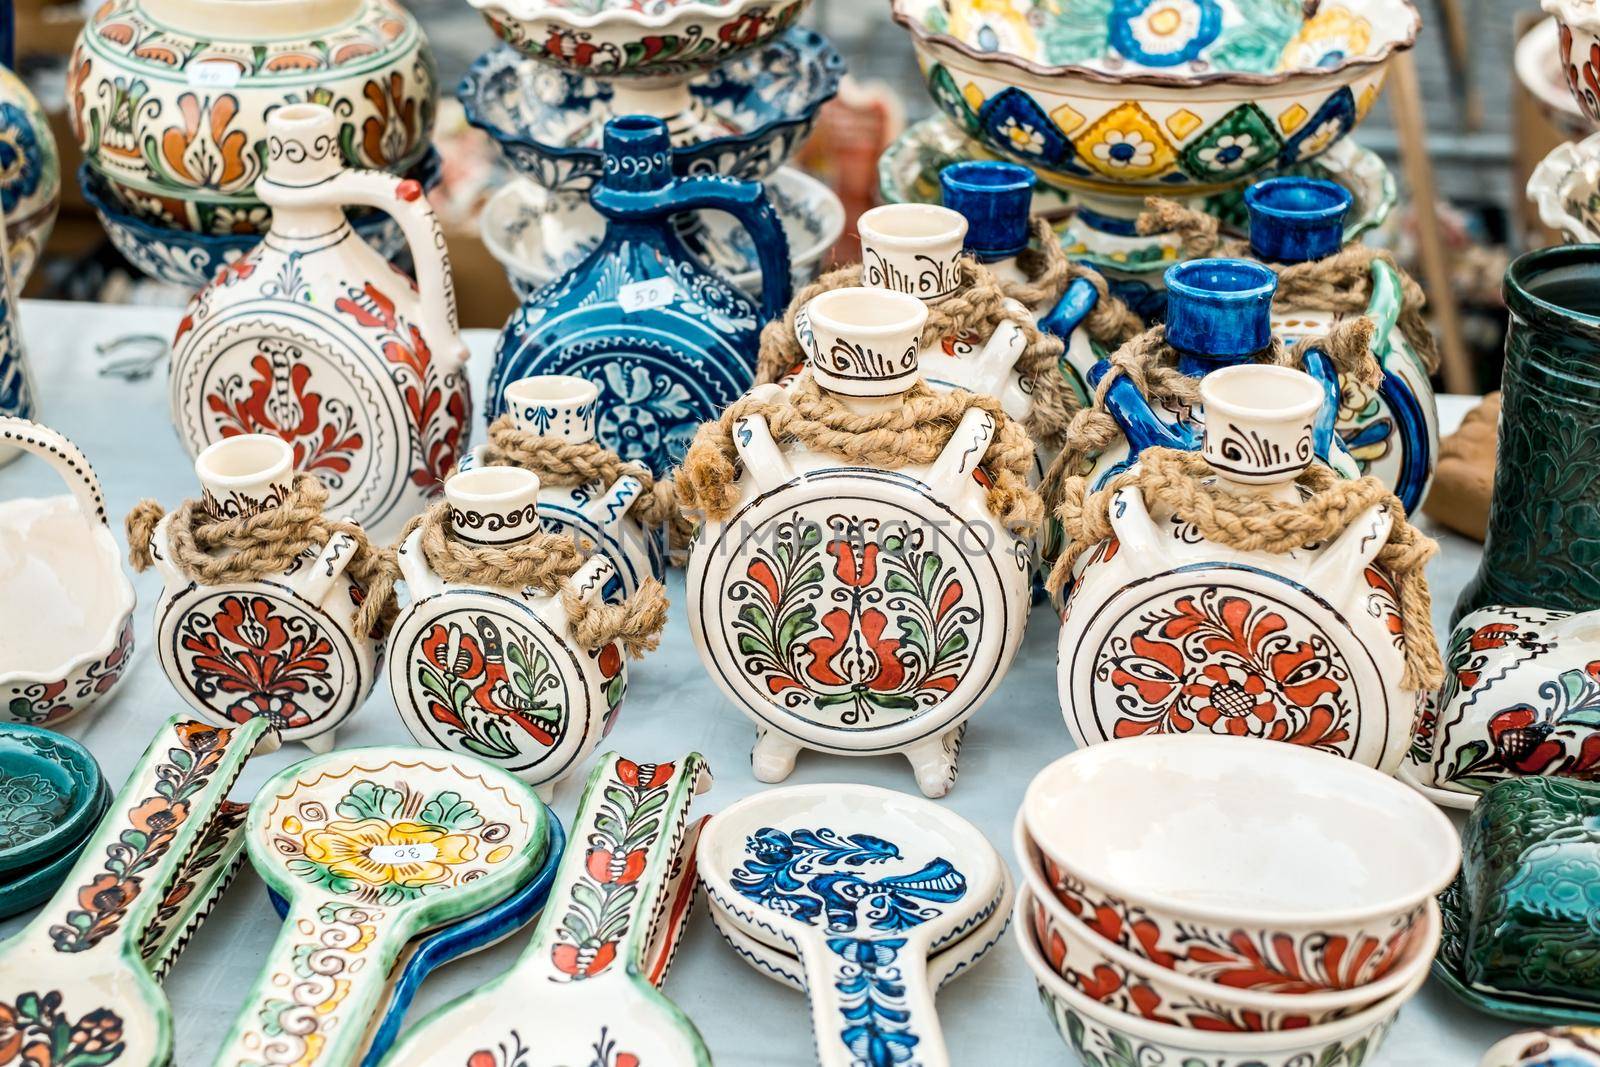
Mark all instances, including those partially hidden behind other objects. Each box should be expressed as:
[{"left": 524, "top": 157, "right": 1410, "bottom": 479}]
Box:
[{"left": 697, "top": 783, "right": 1005, "bottom": 1067}]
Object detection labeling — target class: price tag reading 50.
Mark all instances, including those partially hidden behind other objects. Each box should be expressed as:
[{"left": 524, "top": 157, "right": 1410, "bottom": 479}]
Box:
[{"left": 618, "top": 278, "right": 680, "bottom": 313}]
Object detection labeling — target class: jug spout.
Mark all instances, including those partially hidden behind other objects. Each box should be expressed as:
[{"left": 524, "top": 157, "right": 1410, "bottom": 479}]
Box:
[
  {"left": 940, "top": 161, "right": 1035, "bottom": 265},
  {"left": 1244, "top": 177, "right": 1351, "bottom": 265},
  {"left": 1163, "top": 258, "right": 1278, "bottom": 377},
  {"left": 858, "top": 203, "right": 967, "bottom": 305},
  {"left": 801, "top": 287, "right": 929, "bottom": 406},
  {"left": 1198, "top": 363, "right": 1324, "bottom": 505},
  {"left": 503, "top": 375, "right": 599, "bottom": 444},
  {"left": 194, "top": 434, "right": 298, "bottom": 519},
  {"left": 263, "top": 104, "right": 345, "bottom": 187},
  {"left": 445, "top": 465, "right": 542, "bottom": 547}
]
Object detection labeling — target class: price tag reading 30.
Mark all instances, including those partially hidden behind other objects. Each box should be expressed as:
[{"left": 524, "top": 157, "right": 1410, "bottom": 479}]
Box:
[{"left": 618, "top": 277, "right": 679, "bottom": 313}]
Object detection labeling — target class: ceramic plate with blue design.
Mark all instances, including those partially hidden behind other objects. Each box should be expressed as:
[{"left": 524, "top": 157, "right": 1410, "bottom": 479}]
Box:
[{"left": 0, "top": 724, "right": 106, "bottom": 879}]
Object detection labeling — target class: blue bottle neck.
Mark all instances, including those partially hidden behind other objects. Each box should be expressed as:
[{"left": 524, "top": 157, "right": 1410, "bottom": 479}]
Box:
[{"left": 1175, "top": 348, "right": 1264, "bottom": 378}]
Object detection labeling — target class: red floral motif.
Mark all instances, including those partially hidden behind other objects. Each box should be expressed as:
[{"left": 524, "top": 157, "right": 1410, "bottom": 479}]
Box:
[
  {"left": 359, "top": 72, "right": 419, "bottom": 168},
  {"left": 159, "top": 92, "right": 257, "bottom": 197},
  {"left": 206, "top": 354, "right": 364, "bottom": 479},
  {"left": 178, "top": 594, "right": 336, "bottom": 729},
  {"left": 616, "top": 760, "right": 674, "bottom": 789},
  {"left": 418, "top": 620, "right": 558, "bottom": 748}
]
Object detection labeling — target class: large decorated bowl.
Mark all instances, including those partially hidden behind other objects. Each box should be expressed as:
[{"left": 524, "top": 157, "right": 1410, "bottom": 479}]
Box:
[
  {"left": 1520, "top": 18, "right": 1592, "bottom": 140},
  {"left": 0, "top": 66, "right": 59, "bottom": 289},
  {"left": 890, "top": 0, "right": 1418, "bottom": 198},
  {"left": 68, "top": 0, "right": 436, "bottom": 235},
  {"left": 1549, "top": 0, "right": 1600, "bottom": 125},
  {"left": 461, "top": 30, "right": 841, "bottom": 192}
]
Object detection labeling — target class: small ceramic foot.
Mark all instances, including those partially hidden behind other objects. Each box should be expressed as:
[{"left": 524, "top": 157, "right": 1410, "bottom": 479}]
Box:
[
  {"left": 534, "top": 781, "right": 557, "bottom": 805},
  {"left": 302, "top": 731, "right": 337, "bottom": 754},
  {"left": 751, "top": 731, "right": 800, "bottom": 783},
  {"left": 905, "top": 727, "right": 964, "bottom": 799}
]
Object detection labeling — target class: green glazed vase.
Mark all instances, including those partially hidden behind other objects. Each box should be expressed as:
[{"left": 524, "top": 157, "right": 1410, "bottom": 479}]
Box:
[{"left": 1456, "top": 245, "right": 1600, "bottom": 622}]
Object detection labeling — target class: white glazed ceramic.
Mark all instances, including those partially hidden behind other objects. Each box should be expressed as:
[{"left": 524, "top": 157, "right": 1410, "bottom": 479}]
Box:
[
  {"left": 0, "top": 418, "right": 136, "bottom": 727},
  {"left": 380, "top": 753, "right": 714, "bottom": 1067},
  {"left": 169, "top": 103, "right": 470, "bottom": 544},
  {"left": 482, "top": 168, "right": 845, "bottom": 300},
  {"left": 1017, "top": 881, "right": 1433, "bottom": 1067},
  {"left": 68, "top": 0, "right": 435, "bottom": 234},
  {"left": 1015, "top": 813, "right": 1442, "bottom": 1029},
  {"left": 1482, "top": 1027, "right": 1600, "bottom": 1067},
  {"left": 696, "top": 782, "right": 1004, "bottom": 1067},
  {"left": 1520, "top": 18, "right": 1593, "bottom": 140},
  {"left": 144, "top": 434, "right": 381, "bottom": 750},
  {"left": 462, "top": 376, "right": 664, "bottom": 600},
  {"left": 216, "top": 746, "right": 549, "bottom": 1067},
  {"left": 0, "top": 64, "right": 59, "bottom": 289},
  {"left": 1023, "top": 736, "right": 1459, "bottom": 991},
  {"left": 1057, "top": 363, "right": 1421, "bottom": 773},
  {"left": 1547, "top": 0, "right": 1600, "bottom": 125},
  {"left": 1531, "top": 132, "right": 1600, "bottom": 242},
  {"left": 388, "top": 465, "right": 625, "bottom": 797},
  {"left": 685, "top": 288, "right": 1033, "bottom": 797},
  {"left": 1402, "top": 605, "right": 1600, "bottom": 810}
]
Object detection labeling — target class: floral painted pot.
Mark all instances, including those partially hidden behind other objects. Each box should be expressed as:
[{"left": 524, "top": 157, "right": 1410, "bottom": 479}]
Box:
[
  {"left": 1549, "top": 0, "right": 1600, "bottom": 125},
  {"left": 388, "top": 466, "right": 626, "bottom": 797},
  {"left": 170, "top": 103, "right": 469, "bottom": 543},
  {"left": 489, "top": 115, "right": 791, "bottom": 477},
  {"left": 0, "top": 418, "right": 136, "bottom": 727},
  {"left": 68, "top": 0, "right": 436, "bottom": 235},
  {"left": 463, "top": 375, "right": 665, "bottom": 600},
  {"left": 461, "top": 30, "right": 842, "bottom": 193},
  {"left": 0, "top": 62, "right": 59, "bottom": 291},
  {"left": 79, "top": 150, "right": 442, "bottom": 290},
  {"left": 685, "top": 289, "right": 1033, "bottom": 797},
  {"left": 1482, "top": 1027, "right": 1600, "bottom": 1067},
  {"left": 891, "top": 0, "right": 1417, "bottom": 201},
  {"left": 1058, "top": 364, "right": 1421, "bottom": 772},
  {"left": 144, "top": 435, "right": 382, "bottom": 751},
  {"left": 1521, "top": 18, "right": 1592, "bottom": 140},
  {"left": 1530, "top": 132, "right": 1600, "bottom": 243},
  {"left": 0, "top": 209, "right": 32, "bottom": 430}
]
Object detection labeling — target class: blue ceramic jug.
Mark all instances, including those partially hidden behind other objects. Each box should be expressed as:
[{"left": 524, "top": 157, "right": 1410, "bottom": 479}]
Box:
[
  {"left": 1245, "top": 176, "right": 1438, "bottom": 513},
  {"left": 0, "top": 211, "right": 33, "bottom": 438},
  {"left": 487, "top": 115, "right": 793, "bottom": 477}
]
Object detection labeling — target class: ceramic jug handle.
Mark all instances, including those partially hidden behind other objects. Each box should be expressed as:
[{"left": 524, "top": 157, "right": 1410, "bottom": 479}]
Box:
[
  {"left": 395, "top": 528, "right": 445, "bottom": 600},
  {"left": 457, "top": 445, "right": 486, "bottom": 472},
  {"left": 654, "top": 175, "right": 794, "bottom": 322},
  {"left": 1086, "top": 361, "right": 1196, "bottom": 456},
  {"left": 801, "top": 939, "right": 948, "bottom": 1067},
  {"left": 1039, "top": 277, "right": 1101, "bottom": 342},
  {"left": 927, "top": 406, "right": 996, "bottom": 496},
  {"left": 295, "top": 523, "right": 360, "bottom": 607},
  {"left": 0, "top": 417, "right": 109, "bottom": 526},
  {"left": 1296, "top": 349, "right": 1362, "bottom": 480},
  {"left": 728, "top": 387, "right": 794, "bottom": 495},
  {"left": 318, "top": 169, "right": 470, "bottom": 370},
  {"left": 585, "top": 474, "right": 646, "bottom": 534}
]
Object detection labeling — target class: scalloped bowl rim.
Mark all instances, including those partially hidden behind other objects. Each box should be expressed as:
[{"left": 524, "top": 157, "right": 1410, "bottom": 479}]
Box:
[
  {"left": 890, "top": 0, "right": 1420, "bottom": 89},
  {"left": 1544, "top": 0, "right": 1600, "bottom": 36},
  {"left": 468, "top": 0, "right": 798, "bottom": 33}
]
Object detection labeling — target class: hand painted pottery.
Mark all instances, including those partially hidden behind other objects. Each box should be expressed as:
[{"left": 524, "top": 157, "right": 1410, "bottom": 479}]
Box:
[
  {"left": 379, "top": 753, "right": 714, "bottom": 1067},
  {"left": 481, "top": 167, "right": 845, "bottom": 301},
  {"left": 0, "top": 789, "right": 110, "bottom": 921},
  {"left": 217, "top": 747, "right": 547, "bottom": 1067},
  {"left": 1548, "top": 0, "right": 1600, "bottom": 125},
  {"left": 0, "top": 57, "right": 59, "bottom": 290},
  {"left": 79, "top": 149, "right": 443, "bottom": 290},
  {"left": 696, "top": 782, "right": 1004, "bottom": 1067},
  {"left": 1458, "top": 245, "right": 1600, "bottom": 621},
  {"left": 891, "top": 0, "right": 1417, "bottom": 201},
  {"left": 1519, "top": 18, "right": 1592, "bottom": 141},
  {"left": 1014, "top": 814, "right": 1443, "bottom": 1029},
  {"left": 265, "top": 806, "right": 566, "bottom": 1067},
  {"left": 1458, "top": 776, "right": 1600, "bottom": 1008},
  {"left": 388, "top": 466, "right": 626, "bottom": 795},
  {"left": 0, "top": 209, "right": 33, "bottom": 431},
  {"left": 169, "top": 103, "right": 470, "bottom": 543},
  {"left": 469, "top": 0, "right": 808, "bottom": 137},
  {"left": 0, "top": 418, "right": 136, "bottom": 727},
  {"left": 1018, "top": 887, "right": 1433, "bottom": 1067},
  {"left": 138, "top": 797, "right": 249, "bottom": 979},
  {"left": 1530, "top": 133, "right": 1600, "bottom": 243},
  {"left": 1245, "top": 176, "right": 1438, "bottom": 513},
  {"left": 143, "top": 434, "right": 383, "bottom": 750},
  {"left": 464, "top": 376, "right": 664, "bottom": 600},
  {"left": 685, "top": 290, "right": 1033, "bottom": 797},
  {"left": 489, "top": 115, "right": 791, "bottom": 477},
  {"left": 68, "top": 0, "right": 436, "bottom": 235},
  {"left": 460, "top": 29, "right": 842, "bottom": 192},
  {"left": 1483, "top": 1027, "right": 1600, "bottom": 1067},
  {"left": 0, "top": 714, "right": 273, "bottom": 1067},
  {"left": 0, "top": 724, "right": 104, "bottom": 879}
]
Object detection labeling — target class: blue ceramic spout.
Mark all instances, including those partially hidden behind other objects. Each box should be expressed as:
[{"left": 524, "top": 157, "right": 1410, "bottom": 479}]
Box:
[
  {"left": 1163, "top": 258, "right": 1277, "bottom": 376},
  {"left": 1244, "top": 177, "right": 1352, "bottom": 265},
  {"left": 940, "top": 161, "right": 1034, "bottom": 262}
]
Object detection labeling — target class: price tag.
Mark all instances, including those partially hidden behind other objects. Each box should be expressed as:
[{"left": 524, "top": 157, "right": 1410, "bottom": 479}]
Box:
[
  {"left": 368, "top": 843, "right": 440, "bottom": 864},
  {"left": 187, "top": 60, "right": 242, "bottom": 89},
  {"left": 618, "top": 277, "right": 679, "bottom": 313}
]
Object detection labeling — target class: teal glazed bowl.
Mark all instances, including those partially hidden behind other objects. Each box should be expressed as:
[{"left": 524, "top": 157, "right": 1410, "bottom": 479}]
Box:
[{"left": 0, "top": 724, "right": 107, "bottom": 878}]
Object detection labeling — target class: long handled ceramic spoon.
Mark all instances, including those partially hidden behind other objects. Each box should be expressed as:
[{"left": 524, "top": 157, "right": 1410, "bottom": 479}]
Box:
[
  {"left": 214, "top": 747, "right": 550, "bottom": 1067},
  {"left": 378, "top": 753, "right": 713, "bottom": 1067},
  {"left": 696, "top": 783, "right": 1004, "bottom": 1067},
  {"left": 0, "top": 714, "right": 275, "bottom": 1067},
  {"left": 141, "top": 800, "right": 251, "bottom": 980}
]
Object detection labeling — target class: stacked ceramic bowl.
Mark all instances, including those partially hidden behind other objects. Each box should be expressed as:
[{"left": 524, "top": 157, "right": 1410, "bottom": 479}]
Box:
[
  {"left": 1015, "top": 736, "right": 1459, "bottom": 1067},
  {"left": 0, "top": 725, "right": 108, "bottom": 920},
  {"left": 462, "top": 0, "right": 845, "bottom": 298},
  {"left": 1530, "top": 0, "right": 1600, "bottom": 241}
]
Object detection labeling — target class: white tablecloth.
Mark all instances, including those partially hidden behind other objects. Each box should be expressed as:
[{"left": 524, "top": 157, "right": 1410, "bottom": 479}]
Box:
[{"left": 0, "top": 298, "right": 1517, "bottom": 1065}]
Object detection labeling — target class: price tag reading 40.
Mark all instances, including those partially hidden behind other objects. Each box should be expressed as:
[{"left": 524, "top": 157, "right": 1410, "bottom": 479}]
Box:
[{"left": 618, "top": 277, "right": 680, "bottom": 313}]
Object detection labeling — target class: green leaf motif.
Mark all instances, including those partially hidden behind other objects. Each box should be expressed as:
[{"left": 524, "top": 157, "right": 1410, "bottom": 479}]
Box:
[
  {"left": 419, "top": 790, "right": 484, "bottom": 832},
  {"left": 338, "top": 780, "right": 404, "bottom": 822}
]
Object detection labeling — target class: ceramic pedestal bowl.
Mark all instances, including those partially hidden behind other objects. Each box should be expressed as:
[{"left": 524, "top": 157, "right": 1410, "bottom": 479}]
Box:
[
  {"left": 1520, "top": 18, "right": 1593, "bottom": 140},
  {"left": 1530, "top": 131, "right": 1600, "bottom": 242},
  {"left": 79, "top": 149, "right": 443, "bottom": 290},
  {"left": 468, "top": 0, "right": 808, "bottom": 140},
  {"left": 482, "top": 166, "right": 844, "bottom": 299},
  {"left": 460, "top": 29, "right": 842, "bottom": 192},
  {"left": 1023, "top": 736, "right": 1460, "bottom": 991},
  {"left": 1548, "top": 0, "right": 1600, "bottom": 126}
]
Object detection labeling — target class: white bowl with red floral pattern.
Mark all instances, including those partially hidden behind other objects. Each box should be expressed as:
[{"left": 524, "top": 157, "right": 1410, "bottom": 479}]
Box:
[
  {"left": 1546, "top": 0, "right": 1600, "bottom": 125},
  {"left": 1022, "top": 736, "right": 1459, "bottom": 991}
]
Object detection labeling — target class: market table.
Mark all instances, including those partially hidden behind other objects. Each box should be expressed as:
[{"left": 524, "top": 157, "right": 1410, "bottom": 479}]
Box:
[{"left": 0, "top": 298, "right": 1517, "bottom": 1065}]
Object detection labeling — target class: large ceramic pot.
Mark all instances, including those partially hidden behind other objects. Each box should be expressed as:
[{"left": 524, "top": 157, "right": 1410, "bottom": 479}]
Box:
[
  {"left": 0, "top": 55, "right": 59, "bottom": 290},
  {"left": 68, "top": 0, "right": 436, "bottom": 235},
  {"left": 1457, "top": 245, "right": 1600, "bottom": 621}
]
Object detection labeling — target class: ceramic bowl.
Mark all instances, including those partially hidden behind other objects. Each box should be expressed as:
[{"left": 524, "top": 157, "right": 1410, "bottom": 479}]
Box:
[
  {"left": 1530, "top": 133, "right": 1600, "bottom": 242},
  {"left": 890, "top": 0, "right": 1418, "bottom": 197},
  {"left": 0, "top": 777, "right": 111, "bottom": 922},
  {"left": 1547, "top": 0, "right": 1600, "bottom": 125},
  {"left": 1519, "top": 18, "right": 1593, "bottom": 140},
  {"left": 459, "top": 29, "right": 843, "bottom": 192},
  {"left": 1482, "top": 1027, "right": 1600, "bottom": 1067},
  {"left": 1016, "top": 815, "right": 1442, "bottom": 1030},
  {"left": 1017, "top": 886, "right": 1432, "bottom": 1067},
  {"left": 79, "top": 149, "right": 443, "bottom": 290},
  {"left": 1023, "top": 736, "right": 1460, "bottom": 991},
  {"left": 0, "top": 725, "right": 106, "bottom": 877},
  {"left": 481, "top": 166, "right": 844, "bottom": 299}
]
